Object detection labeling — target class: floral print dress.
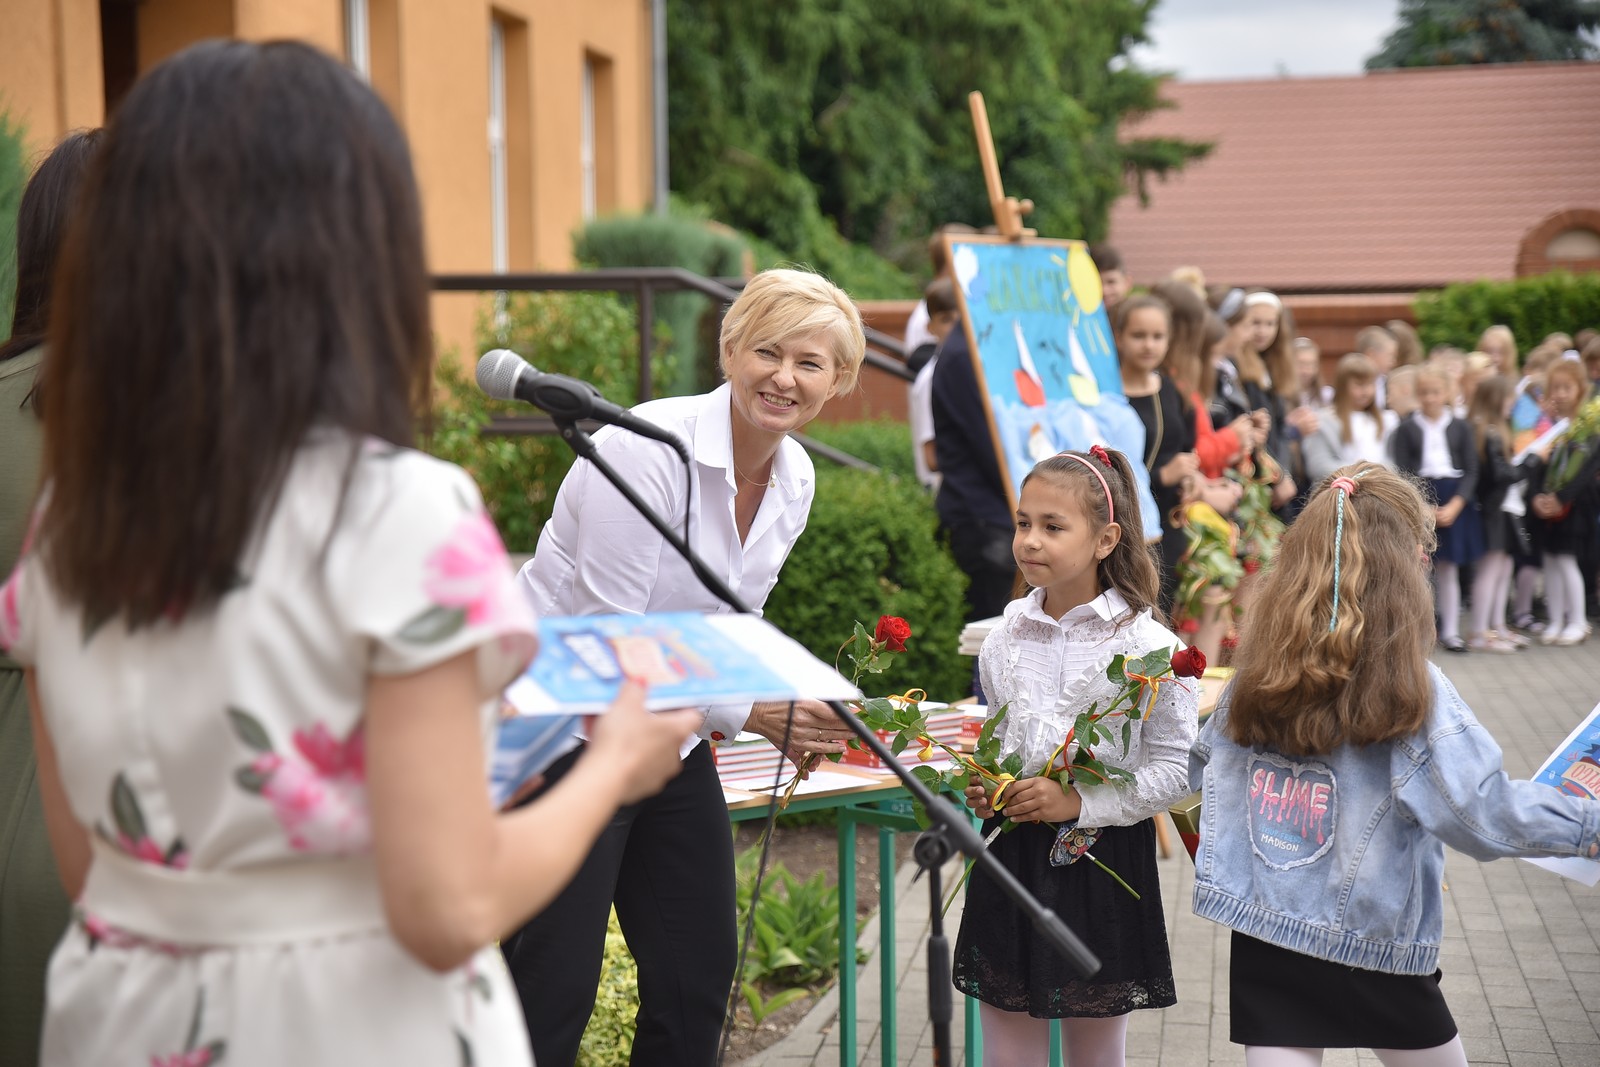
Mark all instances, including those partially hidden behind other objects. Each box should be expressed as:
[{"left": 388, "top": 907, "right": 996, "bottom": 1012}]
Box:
[{"left": 0, "top": 436, "right": 539, "bottom": 1067}]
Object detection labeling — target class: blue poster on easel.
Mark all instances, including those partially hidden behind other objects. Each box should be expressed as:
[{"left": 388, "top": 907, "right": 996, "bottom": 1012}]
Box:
[{"left": 945, "top": 235, "right": 1159, "bottom": 538}]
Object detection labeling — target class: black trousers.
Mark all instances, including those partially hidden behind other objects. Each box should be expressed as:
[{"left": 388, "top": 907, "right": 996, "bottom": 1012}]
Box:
[{"left": 501, "top": 740, "right": 736, "bottom": 1067}]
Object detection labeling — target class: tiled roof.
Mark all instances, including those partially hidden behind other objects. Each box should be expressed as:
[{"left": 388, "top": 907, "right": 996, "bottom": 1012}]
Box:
[{"left": 1107, "top": 62, "right": 1600, "bottom": 291}]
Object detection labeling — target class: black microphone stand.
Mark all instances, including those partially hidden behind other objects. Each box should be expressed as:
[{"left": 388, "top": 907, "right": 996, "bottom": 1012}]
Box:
[{"left": 552, "top": 419, "right": 1101, "bottom": 1065}]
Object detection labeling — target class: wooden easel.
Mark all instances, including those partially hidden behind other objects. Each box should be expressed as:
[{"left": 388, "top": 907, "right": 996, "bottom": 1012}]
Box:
[
  {"left": 968, "top": 91, "right": 1035, "bottom": 241},
  {"left": 966, "top": 91, "right": 1176, "bottom": 860}
]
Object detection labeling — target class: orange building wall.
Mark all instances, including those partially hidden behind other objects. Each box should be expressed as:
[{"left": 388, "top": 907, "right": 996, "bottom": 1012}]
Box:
[
  {"left": 0, "top": 0, "right": 104, "bottom": 157},
  {"left": 0, "top": 0, "right": 658, "bottom": 360}
]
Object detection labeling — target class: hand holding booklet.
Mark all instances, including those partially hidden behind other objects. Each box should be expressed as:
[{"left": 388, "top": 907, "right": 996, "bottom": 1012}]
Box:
[
  {"left": 1523, "top": 698, "right": 1600, "bottom": 886},
  {"left": 490, "top": 612, "right": 859, "bottom": 804}
]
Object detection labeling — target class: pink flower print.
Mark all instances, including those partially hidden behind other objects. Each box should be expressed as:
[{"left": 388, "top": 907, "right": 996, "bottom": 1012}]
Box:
[
  {"left": 423, "top": 511, "right": 510, "bottom": 627},
  {"left": 151, "top": 1052, "right": 215, "bottom": 1067},
  {"left": 0, "top": 569, "right": 19, "bottom": 650},
  {"left": 116, "top": 833, "right": 190, "bottom": 870},
  {"left": 293, "top": 722, "right": 366, "bottom": 778},
  {"left": 251, "top": 745, "right": 369, "bottom": 854}
]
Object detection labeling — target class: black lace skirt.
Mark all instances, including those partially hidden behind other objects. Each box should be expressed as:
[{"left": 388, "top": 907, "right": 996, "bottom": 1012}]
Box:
[{"left": 952, "top": 818, "right": 1176, "bottom": 1018}]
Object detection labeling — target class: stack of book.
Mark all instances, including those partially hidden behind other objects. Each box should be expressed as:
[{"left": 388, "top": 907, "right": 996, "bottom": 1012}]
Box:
[
  {"left": 957, "top": 615, "right": 1003, "bottom": 656},
  {"left": 840, "top": 703, "right": 967, "bottom": 771},
  {"left": 711, "top": 733, "right": 792, "bottom": 790}
]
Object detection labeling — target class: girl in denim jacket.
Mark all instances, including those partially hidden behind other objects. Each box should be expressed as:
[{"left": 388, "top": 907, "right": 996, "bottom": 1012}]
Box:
[
  {"left": 955, "top": 448, "right": 1199, "bottom": 1067},
  {"left": 1190, "top": 463, "right": 1600, "bottom": 1067}
]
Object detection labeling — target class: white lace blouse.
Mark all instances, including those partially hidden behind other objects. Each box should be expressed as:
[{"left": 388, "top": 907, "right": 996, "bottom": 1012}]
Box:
[{"left": 977, "top": 588, "right": 1199, "bottom": 829}]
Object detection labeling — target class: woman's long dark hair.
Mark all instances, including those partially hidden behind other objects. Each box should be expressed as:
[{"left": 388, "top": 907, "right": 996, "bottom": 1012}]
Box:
[
  {"left": 0, "top": 129, "right": 104, "bottom": 390},
  {"left": 39, "top": 40, "right": 433, "bottom": 627}
]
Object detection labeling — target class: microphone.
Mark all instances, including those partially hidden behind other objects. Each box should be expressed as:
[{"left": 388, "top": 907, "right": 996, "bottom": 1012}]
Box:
[{"left": 476, "top": 349, "right": 690, "bottom": 461}]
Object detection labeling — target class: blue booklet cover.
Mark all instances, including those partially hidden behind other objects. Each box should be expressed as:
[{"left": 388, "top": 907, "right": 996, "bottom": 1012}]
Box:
[
  {"left": 490, "top": 713, "right": 580, "bottom": 807},
  {"left": 1531, "top": 701, "right": 1600, "bottom": 800},
  {"left": 504, "top": 612, "right": 858, "bottom": 715},
  {"left": 1525, "top": 699, "right": 1600, "bottom": 885}
]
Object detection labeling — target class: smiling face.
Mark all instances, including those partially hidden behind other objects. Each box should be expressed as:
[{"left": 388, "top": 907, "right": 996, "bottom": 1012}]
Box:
[
  {"left": 1244, "top": 303, "right": 1279, "bottom": 353},
  {"left": 726, "top": 331, "right": 840, "bottom": 438},
  {"left": 1013, "top": 473, "right": 1118, "bottom": 615},
  {"left": 1116, "top": 306, "right": 1169, "bottom": 375}
]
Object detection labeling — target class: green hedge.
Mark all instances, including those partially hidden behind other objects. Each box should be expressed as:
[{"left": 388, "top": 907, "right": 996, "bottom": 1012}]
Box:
[
  {"left": 764, "top": 466, "right": 969, "bottom": 703},
  {"left": 0, "top": 111, "right": 27, "bottom": 336},
  {"left": 574, "top": 210, "right": 746, "bottom": 398},
  {"left": 804, "top": 418, "right": 917, "bottom": 480},
  {"left": 1414, "top": 272, "right": 1600, "bottom": 360},
  {"left": 428, "top": 290, "right": 664, "bottom": 550}
]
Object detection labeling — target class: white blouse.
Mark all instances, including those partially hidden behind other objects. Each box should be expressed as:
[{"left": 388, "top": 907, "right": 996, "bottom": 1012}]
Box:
[
  {"left": 519, "top": 383, "right": 815, "bottom": 753},
  {"left": 977, "top": 588, "right": 1199, "bottom": 829},
  {"left": 1416, "top": 410, "right": 1463, "bottom": 478}
]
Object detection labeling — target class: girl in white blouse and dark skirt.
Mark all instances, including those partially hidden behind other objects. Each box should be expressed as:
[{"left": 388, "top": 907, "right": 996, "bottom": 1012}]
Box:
[
  {"left": 955, "top": 447, "right": 1198, "bottom": 1066},
  {"left": 1390, "top": 365, "right": 1484, "bottom": 653}
]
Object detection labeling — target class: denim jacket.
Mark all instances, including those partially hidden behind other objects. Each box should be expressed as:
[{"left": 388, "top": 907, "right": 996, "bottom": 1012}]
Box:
[{"left": 1189, "top": 664, "right": 1600, "bottom": 975}]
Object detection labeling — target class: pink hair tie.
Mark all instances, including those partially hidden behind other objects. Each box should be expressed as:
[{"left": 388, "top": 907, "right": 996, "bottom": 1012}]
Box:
[
  {"left": 1329, "top": 476, "right": 1358, "bottom": 497},
  {"left": 1056, "top": 451, "right": 1115, "bottom": 523}
]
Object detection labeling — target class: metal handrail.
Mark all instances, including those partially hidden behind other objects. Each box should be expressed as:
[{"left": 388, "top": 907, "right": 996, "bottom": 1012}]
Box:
[{"left": 433, "top": 269, "right": 913, "bottom": 403}]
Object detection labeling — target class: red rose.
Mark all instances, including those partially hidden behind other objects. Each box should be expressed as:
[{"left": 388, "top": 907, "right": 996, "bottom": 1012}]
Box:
[
  {"left": 1242, "top": 558, "right": 1261, "bottom": 575},
  {"left": 1171, "top": 646, "right": 1206, "bottom": 679},
  {"left": 1177, "top": 617, "right": 1200, "bottom": 635},
  {"left": 874, "top": 615, "right": 911, "bottom": 652}
]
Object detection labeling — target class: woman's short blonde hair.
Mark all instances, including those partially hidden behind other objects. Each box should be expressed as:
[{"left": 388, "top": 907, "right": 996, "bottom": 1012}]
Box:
[{"left": 719, "top": 268, "right": 867, "bottom": 394}]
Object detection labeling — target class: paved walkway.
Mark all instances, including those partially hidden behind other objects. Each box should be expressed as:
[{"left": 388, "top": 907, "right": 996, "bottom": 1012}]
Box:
[{"left": 742, "top": 640, "right": 1600, "bottom": 1067}]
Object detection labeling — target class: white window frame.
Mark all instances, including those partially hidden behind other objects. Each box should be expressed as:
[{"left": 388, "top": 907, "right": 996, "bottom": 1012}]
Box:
[
  {"left": 488, "top": 19, "right": 510, "bottom": 274},
  {"left": 345, "top": 0, "right": 370, "bottom": 80},
  {"left": 580, "top": 57, "right": 597, "bottom": 221}
]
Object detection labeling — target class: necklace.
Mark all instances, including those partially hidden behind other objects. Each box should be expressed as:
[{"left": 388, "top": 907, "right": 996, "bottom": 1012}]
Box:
[{"left": 734, "top": 460, "right": 775, "bottom": 489}]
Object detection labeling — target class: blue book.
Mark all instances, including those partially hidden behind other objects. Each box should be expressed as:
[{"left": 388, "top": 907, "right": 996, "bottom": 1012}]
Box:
[
  {"left": 503, "top": 612, "right": 859, "bottom": 715},
  {"left": 491, "top": 613, "right": 859, "bottom": 803},
  {"left": 1525, "top": 699, "right": 1600, "bottom": 886}
]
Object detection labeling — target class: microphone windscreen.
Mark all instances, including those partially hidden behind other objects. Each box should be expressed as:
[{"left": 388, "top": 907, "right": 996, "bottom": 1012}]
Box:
[{"left": 476, "top": 349, "right": 526, "bottom": 401}]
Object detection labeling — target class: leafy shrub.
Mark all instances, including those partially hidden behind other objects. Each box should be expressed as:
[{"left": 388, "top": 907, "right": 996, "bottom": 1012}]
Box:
[
  {"left": 804, "top": 418, "right": 917, "bottom": 479},
  {"left": 578, "top": 841, "right": 864, "bottom": 1061},
  {"left": 0, "top": 110, "right": 28, "bottom": 335},
  {"left": 1414, "top": 272, "right": 1600, "bottom": 361},
  {"left": 576, "top": 910, "right": 640, "bottom": 1067},
  {"left": 764, "top": 467, "right": 969, "bottom": 703},
  {"left": 428, "top": 290, "right": 664, "bottom": 550},
  {"left": 574, "top": 210, "right": 746, "bottom": 397}
]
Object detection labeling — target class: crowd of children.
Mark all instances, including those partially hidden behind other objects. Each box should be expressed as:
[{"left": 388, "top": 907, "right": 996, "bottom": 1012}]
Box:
[{"left": 908, "top": 245, "right": 1600, "bottom": 664}]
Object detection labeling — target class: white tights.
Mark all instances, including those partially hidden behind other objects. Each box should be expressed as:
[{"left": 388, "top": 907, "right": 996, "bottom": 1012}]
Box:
[
  {"left": 1245, "top": 1036, "right": 1468, "bottom": 1067},
  {"left": 1433, "top": 560, "right": 1462, "bottom": 642},
  {"left": 1468, "top": 551, "right": 1514, "bottom": 636},
  {"left": 977, "top": 1004, "right": 1126, "bottom": 1067},
  {"left": 1544, "top": 552, "right": 1586, "bottom": 633}
]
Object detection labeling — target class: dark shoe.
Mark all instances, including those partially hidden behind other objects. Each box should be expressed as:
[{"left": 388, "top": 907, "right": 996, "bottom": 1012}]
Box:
[{"left": 1440, "top": 636, "right": 1468, "bottom": 653}]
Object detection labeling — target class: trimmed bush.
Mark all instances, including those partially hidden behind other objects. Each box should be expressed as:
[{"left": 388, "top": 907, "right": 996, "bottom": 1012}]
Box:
[
  {"left": 764, "top": 466, "right": 969, "bottom": 703},
  {"left": 574, "top": 211, "right": 746, "bottom": 397},
  {"left": 1414, "top": 272, "right": 1600, "bottom": 361},
  {"left": 576, "top": 910, "right": 639, "bottom": 1067},
  {"left": 804, "top": 418, "right": 917, "bottom": 480},
  {"left": 0, "top": 111, "right": 28, "bottom": 335},
  {"left": 428, "top": 290, "right": 666, "bottom": 550}
]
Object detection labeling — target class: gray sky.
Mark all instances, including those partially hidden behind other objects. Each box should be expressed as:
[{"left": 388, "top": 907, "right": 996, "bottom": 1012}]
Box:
[{"left": 1131, "top": 0, "right": 1403, "bottom": 80}]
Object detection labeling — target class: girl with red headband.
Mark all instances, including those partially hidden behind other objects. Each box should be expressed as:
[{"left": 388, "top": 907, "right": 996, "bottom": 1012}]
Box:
[{"left": 954, "top": 445, "right": 1199, "bottom": 1066}]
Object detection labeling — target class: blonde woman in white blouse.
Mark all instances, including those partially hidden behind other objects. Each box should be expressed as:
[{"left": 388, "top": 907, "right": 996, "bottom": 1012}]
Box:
[{"left": 507, "top": 268, "right": 869, "bottom": 1067}]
